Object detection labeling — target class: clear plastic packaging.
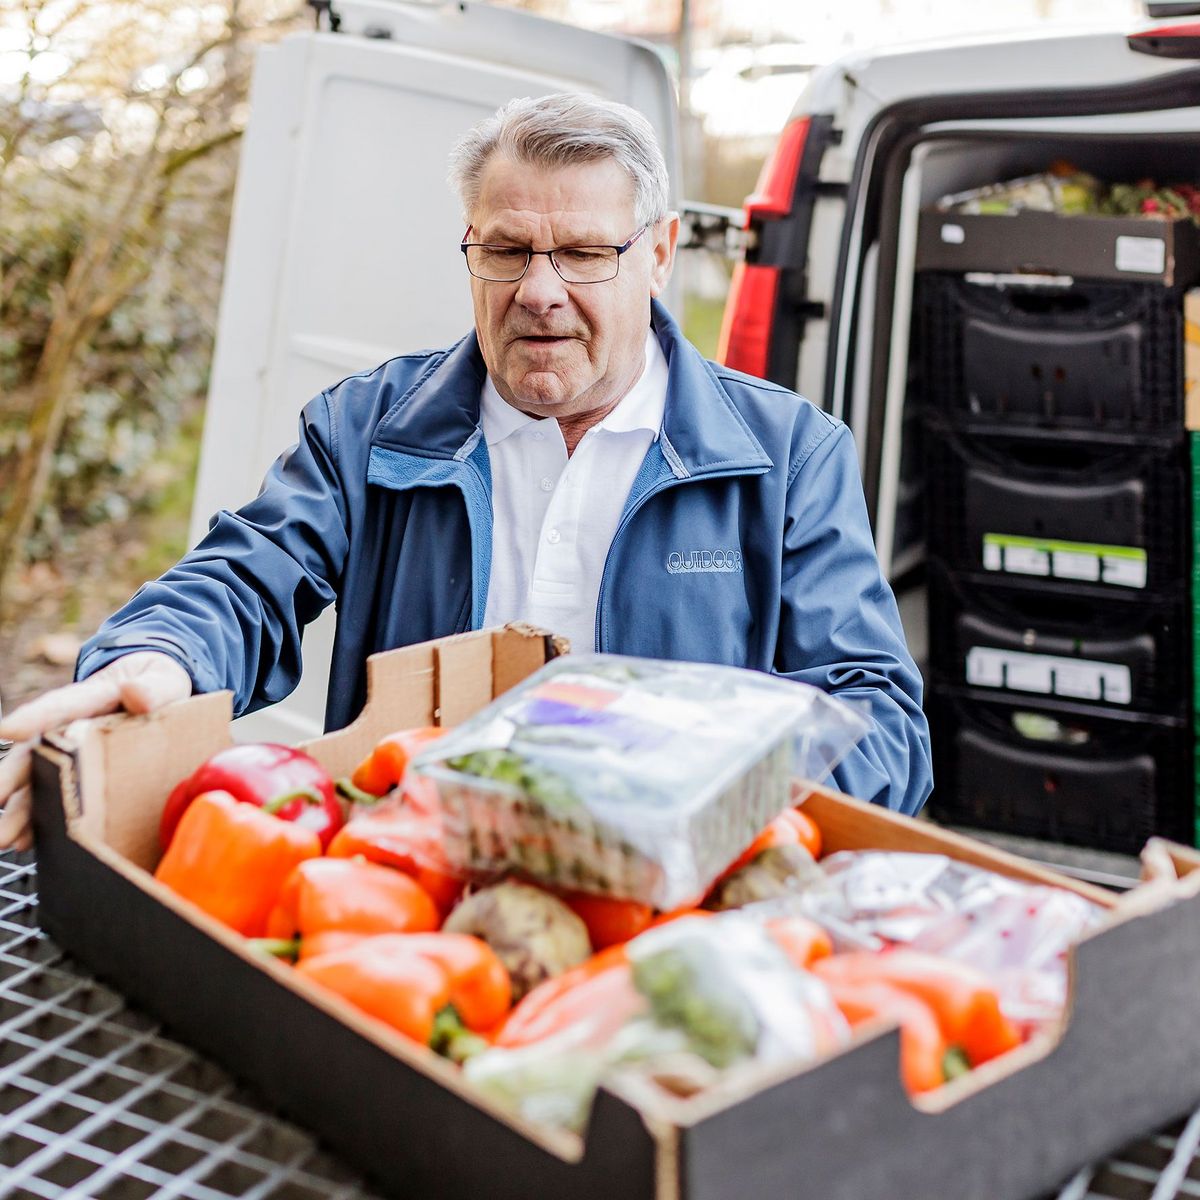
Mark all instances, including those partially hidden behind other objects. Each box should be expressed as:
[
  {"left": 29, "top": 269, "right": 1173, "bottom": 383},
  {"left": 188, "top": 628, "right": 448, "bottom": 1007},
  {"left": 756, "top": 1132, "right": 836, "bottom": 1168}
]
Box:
[
  {"left": 787, "top": 851, "right": 1104, "bottom": 1032},
  {"left": 411, "top": 654, "right": 870, "bottom": 909},
  {"left": 463, "top": 913, "right": 850, "bottom": 1132}
]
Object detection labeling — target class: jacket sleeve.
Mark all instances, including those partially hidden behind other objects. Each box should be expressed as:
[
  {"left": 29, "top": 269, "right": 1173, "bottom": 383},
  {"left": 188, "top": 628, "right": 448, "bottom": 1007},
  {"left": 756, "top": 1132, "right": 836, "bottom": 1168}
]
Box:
[
  {"left": 75, "top": 392, "right": 349, "bottom": 717},
  {"left": 776, "top": 420, "right": 933, "bottom": 815}
]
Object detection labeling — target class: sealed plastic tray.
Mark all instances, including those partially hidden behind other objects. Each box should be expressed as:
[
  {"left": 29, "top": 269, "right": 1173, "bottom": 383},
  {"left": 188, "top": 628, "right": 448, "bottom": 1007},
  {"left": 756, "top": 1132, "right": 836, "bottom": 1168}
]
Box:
[{"left": 413, "top": 654, "right": 868, "bottom": 908}]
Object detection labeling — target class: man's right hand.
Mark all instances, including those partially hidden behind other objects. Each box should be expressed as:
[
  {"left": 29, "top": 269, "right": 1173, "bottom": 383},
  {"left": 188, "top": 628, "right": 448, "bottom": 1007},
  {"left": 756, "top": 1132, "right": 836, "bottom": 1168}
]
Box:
[{"left": 0, "top": 651, "right": 192, "bottom": 853}]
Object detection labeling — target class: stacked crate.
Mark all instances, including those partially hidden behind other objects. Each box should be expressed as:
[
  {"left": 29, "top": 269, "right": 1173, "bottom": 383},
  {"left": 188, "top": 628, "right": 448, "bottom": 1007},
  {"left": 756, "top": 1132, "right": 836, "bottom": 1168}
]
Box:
[
  {"left": 918, "top": 267, "right": 1195, "bottom": 855},
  {"left": 1189, "top": 293, "right": 1200, "bottom": 846}
]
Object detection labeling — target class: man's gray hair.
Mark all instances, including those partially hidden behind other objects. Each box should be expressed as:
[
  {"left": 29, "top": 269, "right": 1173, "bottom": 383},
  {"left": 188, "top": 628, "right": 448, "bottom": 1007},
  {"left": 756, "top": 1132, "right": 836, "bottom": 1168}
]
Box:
[{"left": 448, "top": 92, "right": 670, "bottom": 228}]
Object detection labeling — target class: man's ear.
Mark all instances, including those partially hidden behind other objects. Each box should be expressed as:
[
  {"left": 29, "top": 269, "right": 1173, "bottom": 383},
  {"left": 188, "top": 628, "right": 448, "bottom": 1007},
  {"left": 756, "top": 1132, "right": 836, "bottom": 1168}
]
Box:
[{"left": 649, "top": 213, "right": 680, "bottom": 298}]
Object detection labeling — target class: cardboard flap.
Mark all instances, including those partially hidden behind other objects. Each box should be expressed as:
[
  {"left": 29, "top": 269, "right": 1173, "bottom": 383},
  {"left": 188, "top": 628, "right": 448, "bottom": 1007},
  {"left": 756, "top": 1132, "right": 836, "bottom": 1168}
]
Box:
[
  {"left": 307, "top": 625, "right": 557, "bottom": 777},
  {"left": 44, "top": 692, "right": 234, "bottom": 870}
]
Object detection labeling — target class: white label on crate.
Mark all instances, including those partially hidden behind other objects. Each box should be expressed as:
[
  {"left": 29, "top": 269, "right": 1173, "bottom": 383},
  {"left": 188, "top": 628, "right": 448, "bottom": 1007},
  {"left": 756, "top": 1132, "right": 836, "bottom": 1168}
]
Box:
[
  {"left": 1002, "top": 654, "right": 1055, "bottom": 694},
  {"left": 1052, "top": 662, "right": 1104, "bottom": 702},
  {"left": 1102, "top": 555, "right": 1148, "bottom": 588},
  {"left": 966, "top": 647, "right": 1133, "bottom": 705},
  {"left": 983, "top": 534, "right": 1147, "bottom": 589},
  {"left": 1114, "top": 235, "right": 1166, "bottom": 275},
  {"left": 1051, "top": 549, "right": 1102, "bottom": 582},
  {"left": 964, "top": 647, "right": 1007, "bottom": 688},
  {"left": 1004, "top": 545, "right": 1051, "bottom": 576},
  {"left": 940, "top": 222, "right": 966, "bottom": 245}
]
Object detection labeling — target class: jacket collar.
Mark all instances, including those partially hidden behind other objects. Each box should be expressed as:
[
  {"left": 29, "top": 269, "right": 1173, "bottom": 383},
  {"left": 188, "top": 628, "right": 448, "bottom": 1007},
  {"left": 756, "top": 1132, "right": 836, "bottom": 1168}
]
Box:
[
  {"left": 650, "top": 300, "right": 771, "bottom": 477},
  {"left": 369, "top": 299, "right": 772, "bottom": 477}
]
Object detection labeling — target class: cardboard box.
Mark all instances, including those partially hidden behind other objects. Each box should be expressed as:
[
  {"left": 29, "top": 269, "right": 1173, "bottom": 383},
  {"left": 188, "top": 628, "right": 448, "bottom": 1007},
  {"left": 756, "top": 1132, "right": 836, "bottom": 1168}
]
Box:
[
  {"left": 916, "top": 208, "right": 1200, "bottom": 288},
  {"left": 29, "top": 626, "right": 1200, "bottom": 1200}
]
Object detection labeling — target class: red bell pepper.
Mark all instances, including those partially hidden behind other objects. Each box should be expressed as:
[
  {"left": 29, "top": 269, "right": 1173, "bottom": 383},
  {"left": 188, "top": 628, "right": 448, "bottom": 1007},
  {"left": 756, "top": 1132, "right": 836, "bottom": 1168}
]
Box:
[
  {"left": 325, "top": 805, "right": 465, "bottom": 916},
  {"left": 558, "top": 891, "right": 654, "bottom": 950},
  {"left": 159, "top": 743, "right": 343, "bottom": 852}
]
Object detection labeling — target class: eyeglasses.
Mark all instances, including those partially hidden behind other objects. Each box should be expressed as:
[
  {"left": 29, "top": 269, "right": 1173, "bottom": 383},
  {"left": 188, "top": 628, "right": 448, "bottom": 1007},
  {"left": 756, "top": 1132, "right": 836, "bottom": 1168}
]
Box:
[{"left": 460, "top": 225, "right": 648, "bottom": 284}]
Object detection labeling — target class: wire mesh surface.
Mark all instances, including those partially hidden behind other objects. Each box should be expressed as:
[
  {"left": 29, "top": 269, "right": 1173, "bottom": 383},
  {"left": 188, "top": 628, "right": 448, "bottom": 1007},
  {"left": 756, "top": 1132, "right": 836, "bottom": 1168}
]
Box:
[
  {"left": 3, "top": 848, "right": 1200, "bottom": 1200},
  {"left": 0, "top": 852, "right": 384, "bottom": 1200}
]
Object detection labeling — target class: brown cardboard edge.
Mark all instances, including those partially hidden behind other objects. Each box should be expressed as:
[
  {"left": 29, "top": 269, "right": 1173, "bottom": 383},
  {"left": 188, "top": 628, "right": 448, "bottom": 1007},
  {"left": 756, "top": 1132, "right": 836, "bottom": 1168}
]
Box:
[{"left": 799, "top": 783, "right": 1118, "bottom": 907}]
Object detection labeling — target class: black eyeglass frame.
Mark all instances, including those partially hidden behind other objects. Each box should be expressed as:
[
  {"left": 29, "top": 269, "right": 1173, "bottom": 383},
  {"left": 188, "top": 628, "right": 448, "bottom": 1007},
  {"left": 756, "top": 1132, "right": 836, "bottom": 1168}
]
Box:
[{"left": 459, "top": 224, "right": 649, "bottom": 283}]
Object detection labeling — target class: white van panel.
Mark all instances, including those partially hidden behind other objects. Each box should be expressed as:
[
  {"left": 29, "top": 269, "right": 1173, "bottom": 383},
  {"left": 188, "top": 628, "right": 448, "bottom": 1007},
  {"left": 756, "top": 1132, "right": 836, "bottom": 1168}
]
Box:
[{"left": 194, "top": 8, "right": 678, "bottom": 740}]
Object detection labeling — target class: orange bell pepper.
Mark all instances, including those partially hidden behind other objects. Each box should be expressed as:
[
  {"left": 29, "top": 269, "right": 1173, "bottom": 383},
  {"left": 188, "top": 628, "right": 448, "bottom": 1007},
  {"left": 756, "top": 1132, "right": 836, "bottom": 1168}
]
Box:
[
  {"left": 812, "top": 950, "right": 1022, "bottom": 1067},
  {"left": 298, "top": 941, "right": 451, "bottom": 1044},
  {"left": 295, "top": 932, "right": 510, "bottom": 1055},
  {"left": 265, "top": 857, "right": 439, "bottom": 942},
  {"left": 825, "top": 979, "right": 970, "bottom": 1095},
  {"left": 325, "top": 808, "right": 463, "bottom": 916},
  {"left": 765, "top": 914, "right": 833, "bottom": 969},
  {"left": 154, "top": 790, "right": 321, "bottom": 937},
  {"left": 559, "top": 891, "right": 654, "bottom": 950},
  {"left": 347, "top": 726, "right": 444, "bottom": 798},
  {"left": 387, "top": 932, "right": 512, "bottom": 1030}
]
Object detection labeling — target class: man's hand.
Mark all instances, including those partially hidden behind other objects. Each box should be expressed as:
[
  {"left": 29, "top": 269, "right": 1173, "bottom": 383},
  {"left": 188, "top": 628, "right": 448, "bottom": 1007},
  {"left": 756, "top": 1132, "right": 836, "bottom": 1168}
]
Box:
[{"left": 0, "top": 652, "right": 192, "bottom": 852}]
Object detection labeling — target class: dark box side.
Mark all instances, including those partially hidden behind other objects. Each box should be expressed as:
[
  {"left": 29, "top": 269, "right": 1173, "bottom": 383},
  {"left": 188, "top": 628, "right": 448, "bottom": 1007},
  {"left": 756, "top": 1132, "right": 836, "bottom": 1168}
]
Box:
[
  {"left": 916, "top": 209, "right": 1200, "bottom": 287},
  {"left": 29, "top": 628, "right": 1200, "bottom": 1200}
]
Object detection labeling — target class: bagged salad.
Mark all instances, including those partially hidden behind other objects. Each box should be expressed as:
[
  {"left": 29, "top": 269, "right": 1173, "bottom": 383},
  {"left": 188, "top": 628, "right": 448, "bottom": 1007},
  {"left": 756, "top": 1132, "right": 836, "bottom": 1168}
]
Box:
[
  {"left": 411, "top": 654, "right": 869, "bottom": 909},
  {"left": 464, "top": 912, "right": 850, "bottom": 1132}
]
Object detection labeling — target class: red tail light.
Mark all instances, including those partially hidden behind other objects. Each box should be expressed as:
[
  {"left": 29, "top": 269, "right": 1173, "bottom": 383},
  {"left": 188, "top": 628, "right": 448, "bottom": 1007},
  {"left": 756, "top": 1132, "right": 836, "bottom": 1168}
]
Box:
[
  {"left": 718, "top": 117, "right": 811, "bottom": 376},
  {"left": 718, "top": 264, "right": 780, "bottom": 377},
  {"left": 745, "top": 116, "right": 811, "bottom": 219},
  {"left": 1128, "top": 22, "right": 1200, "bottom": 55}
]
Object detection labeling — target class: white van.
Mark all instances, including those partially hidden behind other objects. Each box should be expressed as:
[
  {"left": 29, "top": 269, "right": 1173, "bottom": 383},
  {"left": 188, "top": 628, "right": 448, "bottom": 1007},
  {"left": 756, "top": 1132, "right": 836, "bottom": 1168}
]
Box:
[{"left": 196, "top": 0, "right": 1200, "bottom": 848}]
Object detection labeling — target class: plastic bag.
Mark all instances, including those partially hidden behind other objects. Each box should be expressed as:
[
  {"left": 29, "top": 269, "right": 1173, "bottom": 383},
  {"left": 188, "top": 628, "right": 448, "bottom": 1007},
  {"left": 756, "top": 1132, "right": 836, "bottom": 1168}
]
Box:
[
  {"left": 464, "top": 913, "right": 850, "bottom": 1132},
  {"left": 412, "top": 654, "right": 869, "bottom": 909},
  {"left": 788, "top": 851, "right": 1104, "bottom": 1032}
]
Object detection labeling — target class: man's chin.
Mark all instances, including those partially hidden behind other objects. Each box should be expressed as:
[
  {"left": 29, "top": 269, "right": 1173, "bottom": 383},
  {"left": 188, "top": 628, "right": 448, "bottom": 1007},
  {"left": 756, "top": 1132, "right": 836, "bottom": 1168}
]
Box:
[{"left": 507, "top": 371, "right": 578, "bottom": 412}]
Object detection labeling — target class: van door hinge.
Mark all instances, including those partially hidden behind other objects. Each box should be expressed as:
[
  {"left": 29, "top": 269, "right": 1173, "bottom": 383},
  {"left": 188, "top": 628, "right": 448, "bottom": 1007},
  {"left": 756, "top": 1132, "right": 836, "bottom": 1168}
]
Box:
[
  {"left": 678, "top": 202, "right": 754, "bottom": 258},
  {"left": 812, "top": 180, "right": 849, "bottom": 197},
  {"left": 307, "top": 0, "right": 342, "bottom": 31}
]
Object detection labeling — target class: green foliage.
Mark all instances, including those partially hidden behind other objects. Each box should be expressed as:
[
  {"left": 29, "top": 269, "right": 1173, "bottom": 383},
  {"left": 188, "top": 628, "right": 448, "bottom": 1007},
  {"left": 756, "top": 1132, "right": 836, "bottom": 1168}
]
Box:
[{"left": 0, "top": 0, "right": 304, "bottom": 595}]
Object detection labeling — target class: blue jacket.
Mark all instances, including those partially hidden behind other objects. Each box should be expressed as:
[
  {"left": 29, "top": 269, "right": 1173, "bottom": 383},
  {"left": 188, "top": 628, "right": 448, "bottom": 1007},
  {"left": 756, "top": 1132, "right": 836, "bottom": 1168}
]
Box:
[{"left": 78, "top": 302, "right": 932, "bottom": 814}]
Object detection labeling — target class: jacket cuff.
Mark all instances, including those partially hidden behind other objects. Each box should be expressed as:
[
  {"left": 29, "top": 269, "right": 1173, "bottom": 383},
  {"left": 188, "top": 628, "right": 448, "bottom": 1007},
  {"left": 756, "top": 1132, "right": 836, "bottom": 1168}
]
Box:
[{"left": 74, "top": 634, "right": 208, "bottom": 695}]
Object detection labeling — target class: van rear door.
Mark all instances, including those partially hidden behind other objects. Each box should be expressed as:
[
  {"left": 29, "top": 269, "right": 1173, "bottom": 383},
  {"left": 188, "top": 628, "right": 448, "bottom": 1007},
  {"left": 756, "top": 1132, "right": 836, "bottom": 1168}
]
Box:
[
  {"left": 194, "top": 1, "right": 678, "bottom": 740},
  {"left": 754, "top": 23, "right": 1200, "bottom": 581}
]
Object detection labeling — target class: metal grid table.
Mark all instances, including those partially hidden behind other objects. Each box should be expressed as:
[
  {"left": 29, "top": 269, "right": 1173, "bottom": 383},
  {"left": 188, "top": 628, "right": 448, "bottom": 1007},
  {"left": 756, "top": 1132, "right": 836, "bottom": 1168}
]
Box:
[
  {"left": 3, "top": 849, "right": 1199, "bottom": 1200},
  {"left": 0, "top": 852, "right": 383, "bottom": 1200}
]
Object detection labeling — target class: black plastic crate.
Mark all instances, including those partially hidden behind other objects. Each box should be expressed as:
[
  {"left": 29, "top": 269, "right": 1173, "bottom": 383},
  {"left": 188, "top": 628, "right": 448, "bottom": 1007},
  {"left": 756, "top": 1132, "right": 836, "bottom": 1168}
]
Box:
[
  {"left": 917, "top": 272, "right": 1184, "bottom": 435},
  {"left": 927, "top": 564, "right": 1190, "bottom": 717},
  {"left": 926, "top": 686, "right": 1193, "bottom": 854},
  {"left": 924, "top": 422, "right": 1190, "bottom": 594}
]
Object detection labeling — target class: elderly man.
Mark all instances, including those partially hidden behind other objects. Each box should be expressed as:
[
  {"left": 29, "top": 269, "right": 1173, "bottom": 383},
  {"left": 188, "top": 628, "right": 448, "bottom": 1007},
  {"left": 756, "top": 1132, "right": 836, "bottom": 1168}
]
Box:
[{"left": 0, "top": 92, "right": 931, "bottom": 850}]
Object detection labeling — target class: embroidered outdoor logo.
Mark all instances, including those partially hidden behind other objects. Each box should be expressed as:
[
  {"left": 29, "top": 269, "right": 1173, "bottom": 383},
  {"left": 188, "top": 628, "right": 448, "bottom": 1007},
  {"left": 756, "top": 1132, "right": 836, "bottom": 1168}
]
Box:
[{"left": 665, "top": 549, "right": 743, "bottom": 574}]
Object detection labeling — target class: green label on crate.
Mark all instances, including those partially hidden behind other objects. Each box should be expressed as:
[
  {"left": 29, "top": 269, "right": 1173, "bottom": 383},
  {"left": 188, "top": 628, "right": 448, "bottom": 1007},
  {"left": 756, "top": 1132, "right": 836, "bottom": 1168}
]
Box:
[{"left": 983, "top": 534, "right": 1147, "bottom": 589}]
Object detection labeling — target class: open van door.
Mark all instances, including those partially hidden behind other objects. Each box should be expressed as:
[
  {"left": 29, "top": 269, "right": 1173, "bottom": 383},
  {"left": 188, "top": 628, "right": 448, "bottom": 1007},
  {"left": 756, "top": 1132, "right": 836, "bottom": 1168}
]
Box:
[
  {"left": 193, "top": 0, "right": 679, "bottom": 740},
  {"left": 747, "top": 17, "right": 1200, "bottom": 852}
]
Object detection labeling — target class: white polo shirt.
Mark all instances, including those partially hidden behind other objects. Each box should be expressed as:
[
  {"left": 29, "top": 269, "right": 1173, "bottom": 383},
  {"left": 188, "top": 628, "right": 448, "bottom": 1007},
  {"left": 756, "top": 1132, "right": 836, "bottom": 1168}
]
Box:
[{"left": 480, "top": 329, "right": 669, "bottom": 652}]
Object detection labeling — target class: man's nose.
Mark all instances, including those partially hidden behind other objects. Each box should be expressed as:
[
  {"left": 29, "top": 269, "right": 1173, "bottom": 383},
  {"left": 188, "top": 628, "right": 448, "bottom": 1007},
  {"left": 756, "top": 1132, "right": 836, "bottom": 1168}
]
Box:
[{"left": 514, "top": 252, "right": 568, "bottom": 313}]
